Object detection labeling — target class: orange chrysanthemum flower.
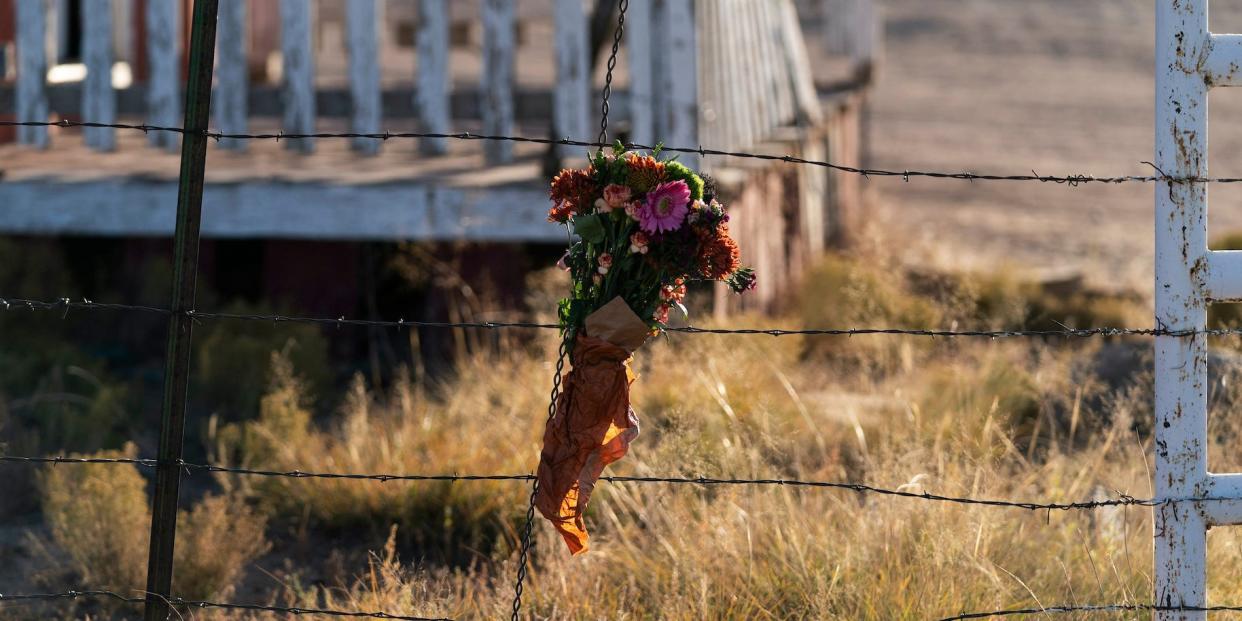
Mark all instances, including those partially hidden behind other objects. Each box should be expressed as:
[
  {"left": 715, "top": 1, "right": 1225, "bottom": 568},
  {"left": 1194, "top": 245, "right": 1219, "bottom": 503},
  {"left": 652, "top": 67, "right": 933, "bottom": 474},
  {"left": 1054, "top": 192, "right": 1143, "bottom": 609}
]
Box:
[
  {"left": 624, "top": 153, "right": 667, "bottom": 193},
  {"left": 548, "top": 167, "right": 598, "bottom": 223},
  {"left": 697, "top": 225, "right": 741, "bottom": 280}
]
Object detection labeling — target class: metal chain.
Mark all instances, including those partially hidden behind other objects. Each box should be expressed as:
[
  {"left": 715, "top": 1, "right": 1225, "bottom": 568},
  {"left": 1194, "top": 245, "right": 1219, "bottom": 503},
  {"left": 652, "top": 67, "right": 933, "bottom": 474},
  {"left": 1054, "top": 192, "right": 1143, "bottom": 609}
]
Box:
[
  {"left": 511, "top": 3, "right": 628, "bottom": 619},
  {"left": 596, "top": 0, "right": 629, "bottom": 147}
]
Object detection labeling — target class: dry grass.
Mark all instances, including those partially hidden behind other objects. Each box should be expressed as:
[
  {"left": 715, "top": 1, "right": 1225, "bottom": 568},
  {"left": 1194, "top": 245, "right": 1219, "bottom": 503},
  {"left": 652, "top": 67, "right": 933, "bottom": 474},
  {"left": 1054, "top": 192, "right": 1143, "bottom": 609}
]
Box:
[
  {"left": 186, "top": 251, "right": 1204, "bottom": 620},
  {"left": 33, "top": 252, "right": 1242, "bottom": 620},
  {"left": 37, "top": 444, "right": 270, "bottom": 608}
]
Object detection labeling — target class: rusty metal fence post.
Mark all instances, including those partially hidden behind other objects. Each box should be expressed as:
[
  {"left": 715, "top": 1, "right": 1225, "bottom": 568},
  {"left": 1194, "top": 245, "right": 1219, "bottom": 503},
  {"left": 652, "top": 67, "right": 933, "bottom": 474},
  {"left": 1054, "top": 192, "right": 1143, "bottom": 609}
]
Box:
[{"left": 143, "top": 2, "right": 218, "bottom": 620}]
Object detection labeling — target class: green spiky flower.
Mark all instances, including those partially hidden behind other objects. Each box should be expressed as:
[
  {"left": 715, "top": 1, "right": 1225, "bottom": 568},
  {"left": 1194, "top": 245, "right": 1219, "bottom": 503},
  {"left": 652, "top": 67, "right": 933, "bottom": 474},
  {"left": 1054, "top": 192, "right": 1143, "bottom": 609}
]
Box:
[{"left": 663, "top": 161, "right": 704, "bottom": 201}]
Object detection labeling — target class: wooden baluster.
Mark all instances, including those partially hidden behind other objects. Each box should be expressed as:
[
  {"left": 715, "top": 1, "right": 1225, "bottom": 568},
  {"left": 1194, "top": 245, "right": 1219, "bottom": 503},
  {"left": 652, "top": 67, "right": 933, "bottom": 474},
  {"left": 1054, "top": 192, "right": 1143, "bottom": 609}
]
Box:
[
  {"left": 15, "top": 0, "right": 48, "bottom": 148},
  {"left": 347, "top": 0, "right": 381, "bottom": 155},
  {"left": 83, "top": 0, "right": 116, "bottom": 151},
  {"left": 626, "top": 0, "right": 653, "bottom": 150},
  {"left": 145, "top": 0, "right": 180, "bottom": 150},
  {"left": 481, "top": 0, "right": 514, "bottom": 164},
  {"left": 214, "top": 0, "right": 247, "bottom": 151},
  {"left": 280, "top": 0, "right": 315, "bottom": 153},
  {"left": 553, "top": 0, "right": 589, "bottom": 158},
  {"left": 415, "top": 0, "right": 450, "bottom": 155}
]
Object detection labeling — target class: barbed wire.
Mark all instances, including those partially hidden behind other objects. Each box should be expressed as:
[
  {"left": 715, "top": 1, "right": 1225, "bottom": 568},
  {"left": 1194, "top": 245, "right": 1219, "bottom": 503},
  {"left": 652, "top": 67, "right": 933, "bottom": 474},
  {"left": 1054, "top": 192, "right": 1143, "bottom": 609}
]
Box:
[
  {"left": 938, "top": 602, "right": 1242, "bottom": 620},
  {"left": 0, "top": 589, "right": 453, "bottom": 620},
  {"left": 0, "top": 454, "right": 1185, "bottom": 512},
  {"left": 7, "top": 589, "right": 1242, "bottom": 620},
  {"left": 1, "top": 294, "right": 1233, "bottom": 339},
  {"left": 0, "top": 119, "right": 1229, "bottom": 185}
]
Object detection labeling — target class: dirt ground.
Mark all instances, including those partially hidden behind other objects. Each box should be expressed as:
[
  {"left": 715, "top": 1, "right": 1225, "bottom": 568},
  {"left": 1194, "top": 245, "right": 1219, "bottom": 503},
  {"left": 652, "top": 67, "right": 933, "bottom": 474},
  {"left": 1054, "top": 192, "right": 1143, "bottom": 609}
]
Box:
[{"left": 870, "top": 0, "right": 1242, "bottom": 294}]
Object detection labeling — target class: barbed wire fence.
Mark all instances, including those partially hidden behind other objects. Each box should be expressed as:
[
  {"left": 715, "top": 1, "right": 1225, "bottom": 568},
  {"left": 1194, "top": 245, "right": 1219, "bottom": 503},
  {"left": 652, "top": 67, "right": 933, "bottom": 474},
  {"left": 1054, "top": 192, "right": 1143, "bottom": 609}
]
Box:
[{"left": 0, "top": 2, "right": 1238, "bottom": 620}]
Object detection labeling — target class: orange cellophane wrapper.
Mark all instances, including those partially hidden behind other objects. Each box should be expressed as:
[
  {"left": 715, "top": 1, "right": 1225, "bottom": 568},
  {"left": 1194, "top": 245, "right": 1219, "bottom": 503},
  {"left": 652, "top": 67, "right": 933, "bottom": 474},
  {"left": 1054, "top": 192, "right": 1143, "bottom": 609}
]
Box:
[{"left": 534, "top": 298, "right": 648, "bottom": 555}]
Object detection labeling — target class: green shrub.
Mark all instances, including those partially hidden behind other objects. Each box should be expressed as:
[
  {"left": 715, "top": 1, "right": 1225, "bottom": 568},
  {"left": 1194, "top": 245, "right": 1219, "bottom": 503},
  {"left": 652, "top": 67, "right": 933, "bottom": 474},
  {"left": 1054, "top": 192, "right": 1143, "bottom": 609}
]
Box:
[
  {"left": 39, "top": 444, "right": 269, "bottom": 601},
  {"left": 194, "top": 300, "right": 331, "bottom": 419}
]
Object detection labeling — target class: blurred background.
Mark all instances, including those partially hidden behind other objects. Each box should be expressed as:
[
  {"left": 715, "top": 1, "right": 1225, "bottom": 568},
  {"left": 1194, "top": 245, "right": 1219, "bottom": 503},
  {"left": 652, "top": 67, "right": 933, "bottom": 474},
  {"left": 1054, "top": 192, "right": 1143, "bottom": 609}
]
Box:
[{"left": 5, "top": 1, "right": 1242, "bottom": 619}]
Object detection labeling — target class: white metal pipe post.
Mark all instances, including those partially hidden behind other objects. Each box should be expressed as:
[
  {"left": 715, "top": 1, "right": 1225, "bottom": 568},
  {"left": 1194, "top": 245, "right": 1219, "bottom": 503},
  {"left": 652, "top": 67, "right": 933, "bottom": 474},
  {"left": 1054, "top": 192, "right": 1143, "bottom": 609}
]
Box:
[{"left": 1151, "top": 0, "right": 1242, "bottom": 618}]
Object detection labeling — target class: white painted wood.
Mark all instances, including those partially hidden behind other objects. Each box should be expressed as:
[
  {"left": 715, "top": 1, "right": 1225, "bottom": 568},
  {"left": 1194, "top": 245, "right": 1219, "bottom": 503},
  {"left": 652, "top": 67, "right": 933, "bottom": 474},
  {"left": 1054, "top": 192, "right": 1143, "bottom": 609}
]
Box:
[
  {"left": 710, "top": 0, "right": 735, "bottom": 151},
  {"left": 626, "top": 0, "right": 654, "bottom": 149},
  {"left": 145, "top": 0, "right": 180, "bottom": 151},
  {"left": 214, "top": 0, "right": 248, "bottom": 151},
  {"left": 480, "top": 0, "right": 515, "bottom": 164},
  {"left": 764, "top": 1, "right": 794, "bottom": 127},
  {"left": 346, "top": 0, "right": 382, "bottom": 155},
  {"left": 83, "top": 0, "right": 116, "bottom": 151},
  {"left": 280, "top": 0, "right": 316, "bottom": 153},
  {"left": 1154, "top": 1, "right": 1209, "bottom": 618},
  {"left": 553, "top": 0, "right": 590, "bottom": 157},
  {"left": 52, "top": 0, "right": 68, "bottom": 63},
  {"left": 738, "top": 0, "right": 762, "bottom": 146},
  {"left": 779, "top": 0, "right": 823, "bottom": 125},
  {"left": 16, "top": 0, "right": 49, "bottom": 148},
  {"left": 692, "top": 0, "right": 717, "bottom": 162},
  {"left": 650, "top": 0, "right": 671, "bottom": 142},
  {"left": 415, "top": 0, "right": 450, "bottom": 155},
  {"left": 0, "top": 180, "right": 561, "bottom": 242},
  {"left": 663, "top": 0, "right": 698, "bottom": 168}
]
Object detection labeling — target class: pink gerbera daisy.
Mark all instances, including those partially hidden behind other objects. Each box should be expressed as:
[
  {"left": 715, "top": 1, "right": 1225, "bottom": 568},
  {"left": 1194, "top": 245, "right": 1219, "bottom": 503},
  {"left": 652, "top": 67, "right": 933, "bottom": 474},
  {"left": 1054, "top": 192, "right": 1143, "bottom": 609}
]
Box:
[{"left": 638, "top": 181, "right": 691, "bottom": 233}]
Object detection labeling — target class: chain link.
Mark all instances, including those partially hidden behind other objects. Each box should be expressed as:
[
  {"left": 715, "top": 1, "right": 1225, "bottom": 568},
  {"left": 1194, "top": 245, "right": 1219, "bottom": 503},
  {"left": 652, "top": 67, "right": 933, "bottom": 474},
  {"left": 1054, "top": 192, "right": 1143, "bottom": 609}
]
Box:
[{"left": 596, "top": 0, "right": 628, "bottom": 147}]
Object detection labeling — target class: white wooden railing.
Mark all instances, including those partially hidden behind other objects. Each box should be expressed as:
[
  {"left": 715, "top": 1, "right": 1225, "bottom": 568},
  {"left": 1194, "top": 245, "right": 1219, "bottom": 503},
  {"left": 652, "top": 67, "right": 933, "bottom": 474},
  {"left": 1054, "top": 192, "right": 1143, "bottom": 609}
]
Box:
[{"left": 11, "top": 0, "right": 873, "bottom": 169}]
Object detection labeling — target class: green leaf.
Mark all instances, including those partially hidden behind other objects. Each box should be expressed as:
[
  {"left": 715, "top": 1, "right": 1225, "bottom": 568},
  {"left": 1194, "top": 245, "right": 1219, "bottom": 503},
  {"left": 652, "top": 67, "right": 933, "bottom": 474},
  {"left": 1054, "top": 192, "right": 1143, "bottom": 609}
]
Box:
[{"left": 573, "top": 214, "right": 606, "bottom": 244}]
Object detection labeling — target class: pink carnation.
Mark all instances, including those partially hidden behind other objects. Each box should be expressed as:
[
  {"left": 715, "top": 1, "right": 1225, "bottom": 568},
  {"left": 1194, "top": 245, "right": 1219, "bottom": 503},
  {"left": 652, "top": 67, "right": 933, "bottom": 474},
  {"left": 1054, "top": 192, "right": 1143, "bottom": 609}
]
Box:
[
  {"left": 638, "top": 181, "right": 691, "bottom": 233},
  {"left": 603, "top": 184, "right": 632, "bottom": 209}
]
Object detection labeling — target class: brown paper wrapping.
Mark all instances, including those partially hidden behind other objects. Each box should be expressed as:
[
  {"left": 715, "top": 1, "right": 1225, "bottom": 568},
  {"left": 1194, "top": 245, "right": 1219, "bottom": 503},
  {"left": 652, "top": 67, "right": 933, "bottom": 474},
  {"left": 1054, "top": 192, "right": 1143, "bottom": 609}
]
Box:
[{"left": 534, "top": 297, "right": 648, "bottom": 554}]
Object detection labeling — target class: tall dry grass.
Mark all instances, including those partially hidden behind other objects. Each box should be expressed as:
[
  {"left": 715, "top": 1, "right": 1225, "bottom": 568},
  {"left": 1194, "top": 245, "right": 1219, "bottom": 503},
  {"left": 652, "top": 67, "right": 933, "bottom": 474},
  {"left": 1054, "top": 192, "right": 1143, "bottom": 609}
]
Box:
[{"left": 34, "top": 251, "right": 1242, "bottom": 620}]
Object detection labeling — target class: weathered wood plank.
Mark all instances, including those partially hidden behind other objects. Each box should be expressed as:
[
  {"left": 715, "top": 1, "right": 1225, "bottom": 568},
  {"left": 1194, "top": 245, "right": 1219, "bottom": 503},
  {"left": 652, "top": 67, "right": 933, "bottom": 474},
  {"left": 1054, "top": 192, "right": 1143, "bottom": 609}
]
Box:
[
  {"left": 553, "top": 0, "right": 589, "bottom": 157},
  {"left": 0, "top": 180, "right": 561, "bottom": 242},
  {"left": 625, "top": 0, "right": 653, "bottom": 150},
  {"left": 663, "top": 0, "right": 697, "bottom": 167},
  {"left": 346, "top": 0, "right": 381, "bottom": 155},
  {"left": 83, "top": 0, "right": 116, "bottom": 151},
  {"left": 16, "top": 0, "right": 49, "bottom": 148},
  {"left": 415, "top": 0, "right": 450, "bottom": 155},
  {"left": 214, "top": 0, "right": 248, "bottom": 151},
  {"left": 145, "top": 0, "right": 180, "bottom": 151},
  {"left": 280, "top": 0, "right": 315, "bottom": 153},
  {"left": 692, "top": 0, "right": 717, "bottom": 161},
  {"left": 762, "top": 1, "right": 794, "bottom": 127},
  {"left": 779, "top": 0, "right": 823, "bottom": 125},
  {"left": 667, "top": 0, "right": 698, "bottom": 166},
  {"left": 480, "top": 0, "right": 515, "bottom": 164}
]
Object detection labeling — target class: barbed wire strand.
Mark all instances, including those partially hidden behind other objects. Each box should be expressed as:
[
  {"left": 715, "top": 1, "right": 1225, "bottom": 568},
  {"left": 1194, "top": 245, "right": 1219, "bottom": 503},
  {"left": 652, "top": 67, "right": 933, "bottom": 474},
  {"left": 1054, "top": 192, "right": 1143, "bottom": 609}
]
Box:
[
  {"left": 5, "top": 295, "right": 1239, "bottom": 338},
  {"left": 0, "top": 589, "right": 453, "bottom": 620},
  {"left": 7, "top": 589, "right": 1242, "bottom": 620},
  {"left": 937, "top": 603, "right": 1242, "bottom": 620},
  {"left": 0, "top": 454, "right": 1200, "bottom": 512},
  {"left": 1, "top": 119, "right": 1235, "bottom": 185}
]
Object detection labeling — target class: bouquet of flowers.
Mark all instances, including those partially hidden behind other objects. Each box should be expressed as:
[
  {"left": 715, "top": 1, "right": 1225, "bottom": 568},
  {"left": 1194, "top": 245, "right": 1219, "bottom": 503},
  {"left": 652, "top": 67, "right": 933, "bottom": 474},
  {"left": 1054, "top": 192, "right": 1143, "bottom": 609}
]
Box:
[{"left": 535, "top": 145, "right": 756, "bottom": 554}]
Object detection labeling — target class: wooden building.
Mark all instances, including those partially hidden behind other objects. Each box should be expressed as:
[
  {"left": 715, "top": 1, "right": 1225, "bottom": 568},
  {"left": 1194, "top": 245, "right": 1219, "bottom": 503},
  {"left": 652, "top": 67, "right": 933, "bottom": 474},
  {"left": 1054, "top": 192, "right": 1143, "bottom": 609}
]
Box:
[{"left": 0, "top": 0, "right": 878, "bottom": 323}]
